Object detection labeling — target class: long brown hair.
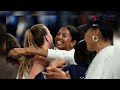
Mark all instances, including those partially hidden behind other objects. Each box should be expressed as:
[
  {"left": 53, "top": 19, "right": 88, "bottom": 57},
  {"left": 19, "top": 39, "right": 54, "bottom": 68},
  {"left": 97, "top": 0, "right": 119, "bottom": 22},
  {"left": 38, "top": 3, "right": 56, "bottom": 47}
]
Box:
[
  {"left": 6, "top": 33, "right": 21, "bottom": 65},
  {"left": 18, "top": 24, "right": 48, "bottom": 79}
]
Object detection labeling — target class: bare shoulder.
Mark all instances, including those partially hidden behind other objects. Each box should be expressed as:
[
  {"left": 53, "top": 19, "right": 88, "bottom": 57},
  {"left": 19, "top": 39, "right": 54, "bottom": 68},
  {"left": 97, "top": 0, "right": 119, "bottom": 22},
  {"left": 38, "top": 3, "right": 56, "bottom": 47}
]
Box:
[{"left": 33, "top": 55, "right": 50, "bottom": 67}]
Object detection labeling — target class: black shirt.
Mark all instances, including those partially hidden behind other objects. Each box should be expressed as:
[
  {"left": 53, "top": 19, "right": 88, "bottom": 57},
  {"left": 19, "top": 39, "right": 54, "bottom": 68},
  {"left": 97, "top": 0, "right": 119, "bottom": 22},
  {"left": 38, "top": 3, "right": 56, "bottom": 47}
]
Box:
[{"left": 62, "top": 64, "right": 87, "bottom": 79}]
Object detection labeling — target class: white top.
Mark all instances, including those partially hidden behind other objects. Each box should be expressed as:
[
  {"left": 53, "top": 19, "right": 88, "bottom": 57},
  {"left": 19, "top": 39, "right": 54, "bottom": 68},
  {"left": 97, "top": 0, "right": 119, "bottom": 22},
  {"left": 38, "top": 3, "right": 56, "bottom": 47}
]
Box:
[
  {"left": 111, "top": 36, "right": 120, "bottom": 79},
  {"left": 16, "top": 72, "right": 29, "bottom": 79},
  {"left": 85, "top": 46, "right": 114, "bottom": 79},
  {"left": 47, "top": 48, "right": 76, "bottom": 65}
]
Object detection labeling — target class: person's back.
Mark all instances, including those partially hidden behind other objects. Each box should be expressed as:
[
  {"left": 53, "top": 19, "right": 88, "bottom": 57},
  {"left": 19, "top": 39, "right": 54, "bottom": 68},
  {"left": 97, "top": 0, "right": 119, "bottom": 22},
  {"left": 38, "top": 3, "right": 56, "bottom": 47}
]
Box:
[{"left": 17, "top": 24, "right": 53, "bottom": 79}]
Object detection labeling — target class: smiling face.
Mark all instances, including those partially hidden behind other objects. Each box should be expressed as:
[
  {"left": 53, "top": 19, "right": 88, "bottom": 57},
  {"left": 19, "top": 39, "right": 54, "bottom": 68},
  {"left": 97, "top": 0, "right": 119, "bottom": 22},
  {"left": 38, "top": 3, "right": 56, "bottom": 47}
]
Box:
[{"left": 55, "top": 27, "right": 75, "bottom": 51}]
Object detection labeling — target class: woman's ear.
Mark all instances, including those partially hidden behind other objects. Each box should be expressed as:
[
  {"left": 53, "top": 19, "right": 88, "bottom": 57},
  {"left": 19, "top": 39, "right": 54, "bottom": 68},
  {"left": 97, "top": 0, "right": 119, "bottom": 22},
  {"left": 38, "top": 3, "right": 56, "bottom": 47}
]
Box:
[
  {"left": 71, "top": 40, "right": 77, "bottom": 48},
  {"left": 44, "top": 35, "right": 49, "bottom": 42},
  {"left": 93, "top": 28, "right": 100, "bottom": 36}
]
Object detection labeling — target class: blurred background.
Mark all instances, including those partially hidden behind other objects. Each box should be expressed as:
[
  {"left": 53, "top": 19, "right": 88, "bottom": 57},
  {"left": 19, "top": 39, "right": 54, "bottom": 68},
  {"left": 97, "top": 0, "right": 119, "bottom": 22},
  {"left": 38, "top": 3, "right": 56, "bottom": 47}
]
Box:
[
  {"left": 0, "top": 11, "right": 119, "bottom": 50},
  {"left": 1, "top": 11, "right": 98, "bottom": 47}
]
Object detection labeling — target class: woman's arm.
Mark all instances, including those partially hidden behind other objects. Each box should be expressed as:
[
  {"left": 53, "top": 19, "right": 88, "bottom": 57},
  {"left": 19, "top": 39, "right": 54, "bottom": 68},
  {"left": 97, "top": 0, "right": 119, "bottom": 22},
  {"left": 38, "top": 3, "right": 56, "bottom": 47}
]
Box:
[
  {"left": 49, "top": 58, "right": 66, "bottom": 68},
  {"left": 8, "top": 46, "right": 48, "bottom": 58},
  {"left": 8, "top": 47, "right": 76, "bottom": 65}
]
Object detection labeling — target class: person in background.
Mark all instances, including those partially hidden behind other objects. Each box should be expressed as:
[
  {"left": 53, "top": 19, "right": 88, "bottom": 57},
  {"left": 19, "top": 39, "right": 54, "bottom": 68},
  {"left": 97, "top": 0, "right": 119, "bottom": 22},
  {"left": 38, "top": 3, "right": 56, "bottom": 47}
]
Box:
[
  {"left": 0, "top": 33, "right": 20, "bottom": 79},
  {"left": 0, "top": 23, "right": 6, "bottom": 54},
  {"left": 0, "top": 32, "right": 6, "bottom": 55},
  {"left": 111, "top": 15, "right": 120, "bottom": 79},
  {"left": 6, "top": 33, "right": 21, "bottom": 67}
]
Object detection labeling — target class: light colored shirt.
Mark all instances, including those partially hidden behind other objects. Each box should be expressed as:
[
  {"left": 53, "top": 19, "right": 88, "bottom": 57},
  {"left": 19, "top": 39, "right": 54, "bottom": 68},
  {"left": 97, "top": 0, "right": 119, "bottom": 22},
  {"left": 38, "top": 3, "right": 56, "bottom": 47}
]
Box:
[
  {"left": 111, "top": 36, "right": 120, "bottom": 79},
  {"left": 16, "top": 72, "right": 29, "bottom": 79},
  {"left": 47, "top": 48, "right": 76, "bottom": 65},
  {"left": 85, "top": 46, "right": 114, "bottom": 79}
]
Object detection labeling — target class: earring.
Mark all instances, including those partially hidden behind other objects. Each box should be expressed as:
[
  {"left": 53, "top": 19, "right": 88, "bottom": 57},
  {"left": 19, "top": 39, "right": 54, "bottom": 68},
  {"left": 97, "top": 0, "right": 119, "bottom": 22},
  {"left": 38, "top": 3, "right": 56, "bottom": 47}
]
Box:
[{"left": 92, "top": 35, "right": 98, "bottom": 42}]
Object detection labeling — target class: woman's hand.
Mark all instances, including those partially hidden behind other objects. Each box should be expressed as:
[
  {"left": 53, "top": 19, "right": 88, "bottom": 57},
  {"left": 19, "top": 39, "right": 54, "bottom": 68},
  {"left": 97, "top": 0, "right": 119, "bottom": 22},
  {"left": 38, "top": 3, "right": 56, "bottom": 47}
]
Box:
[
  {"left": 42, "top": 66, "right": 71, "bottom": 79},
  {"left": 49, "top": 58, "right": 66, "bottom": 68}
]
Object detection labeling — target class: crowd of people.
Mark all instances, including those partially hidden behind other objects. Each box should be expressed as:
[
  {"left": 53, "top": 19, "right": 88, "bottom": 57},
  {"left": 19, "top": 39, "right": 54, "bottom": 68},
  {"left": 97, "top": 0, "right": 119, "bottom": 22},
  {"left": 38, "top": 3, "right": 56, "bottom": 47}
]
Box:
[{"left": 0, "top": 11, "right": 120, "bottom": 79}]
